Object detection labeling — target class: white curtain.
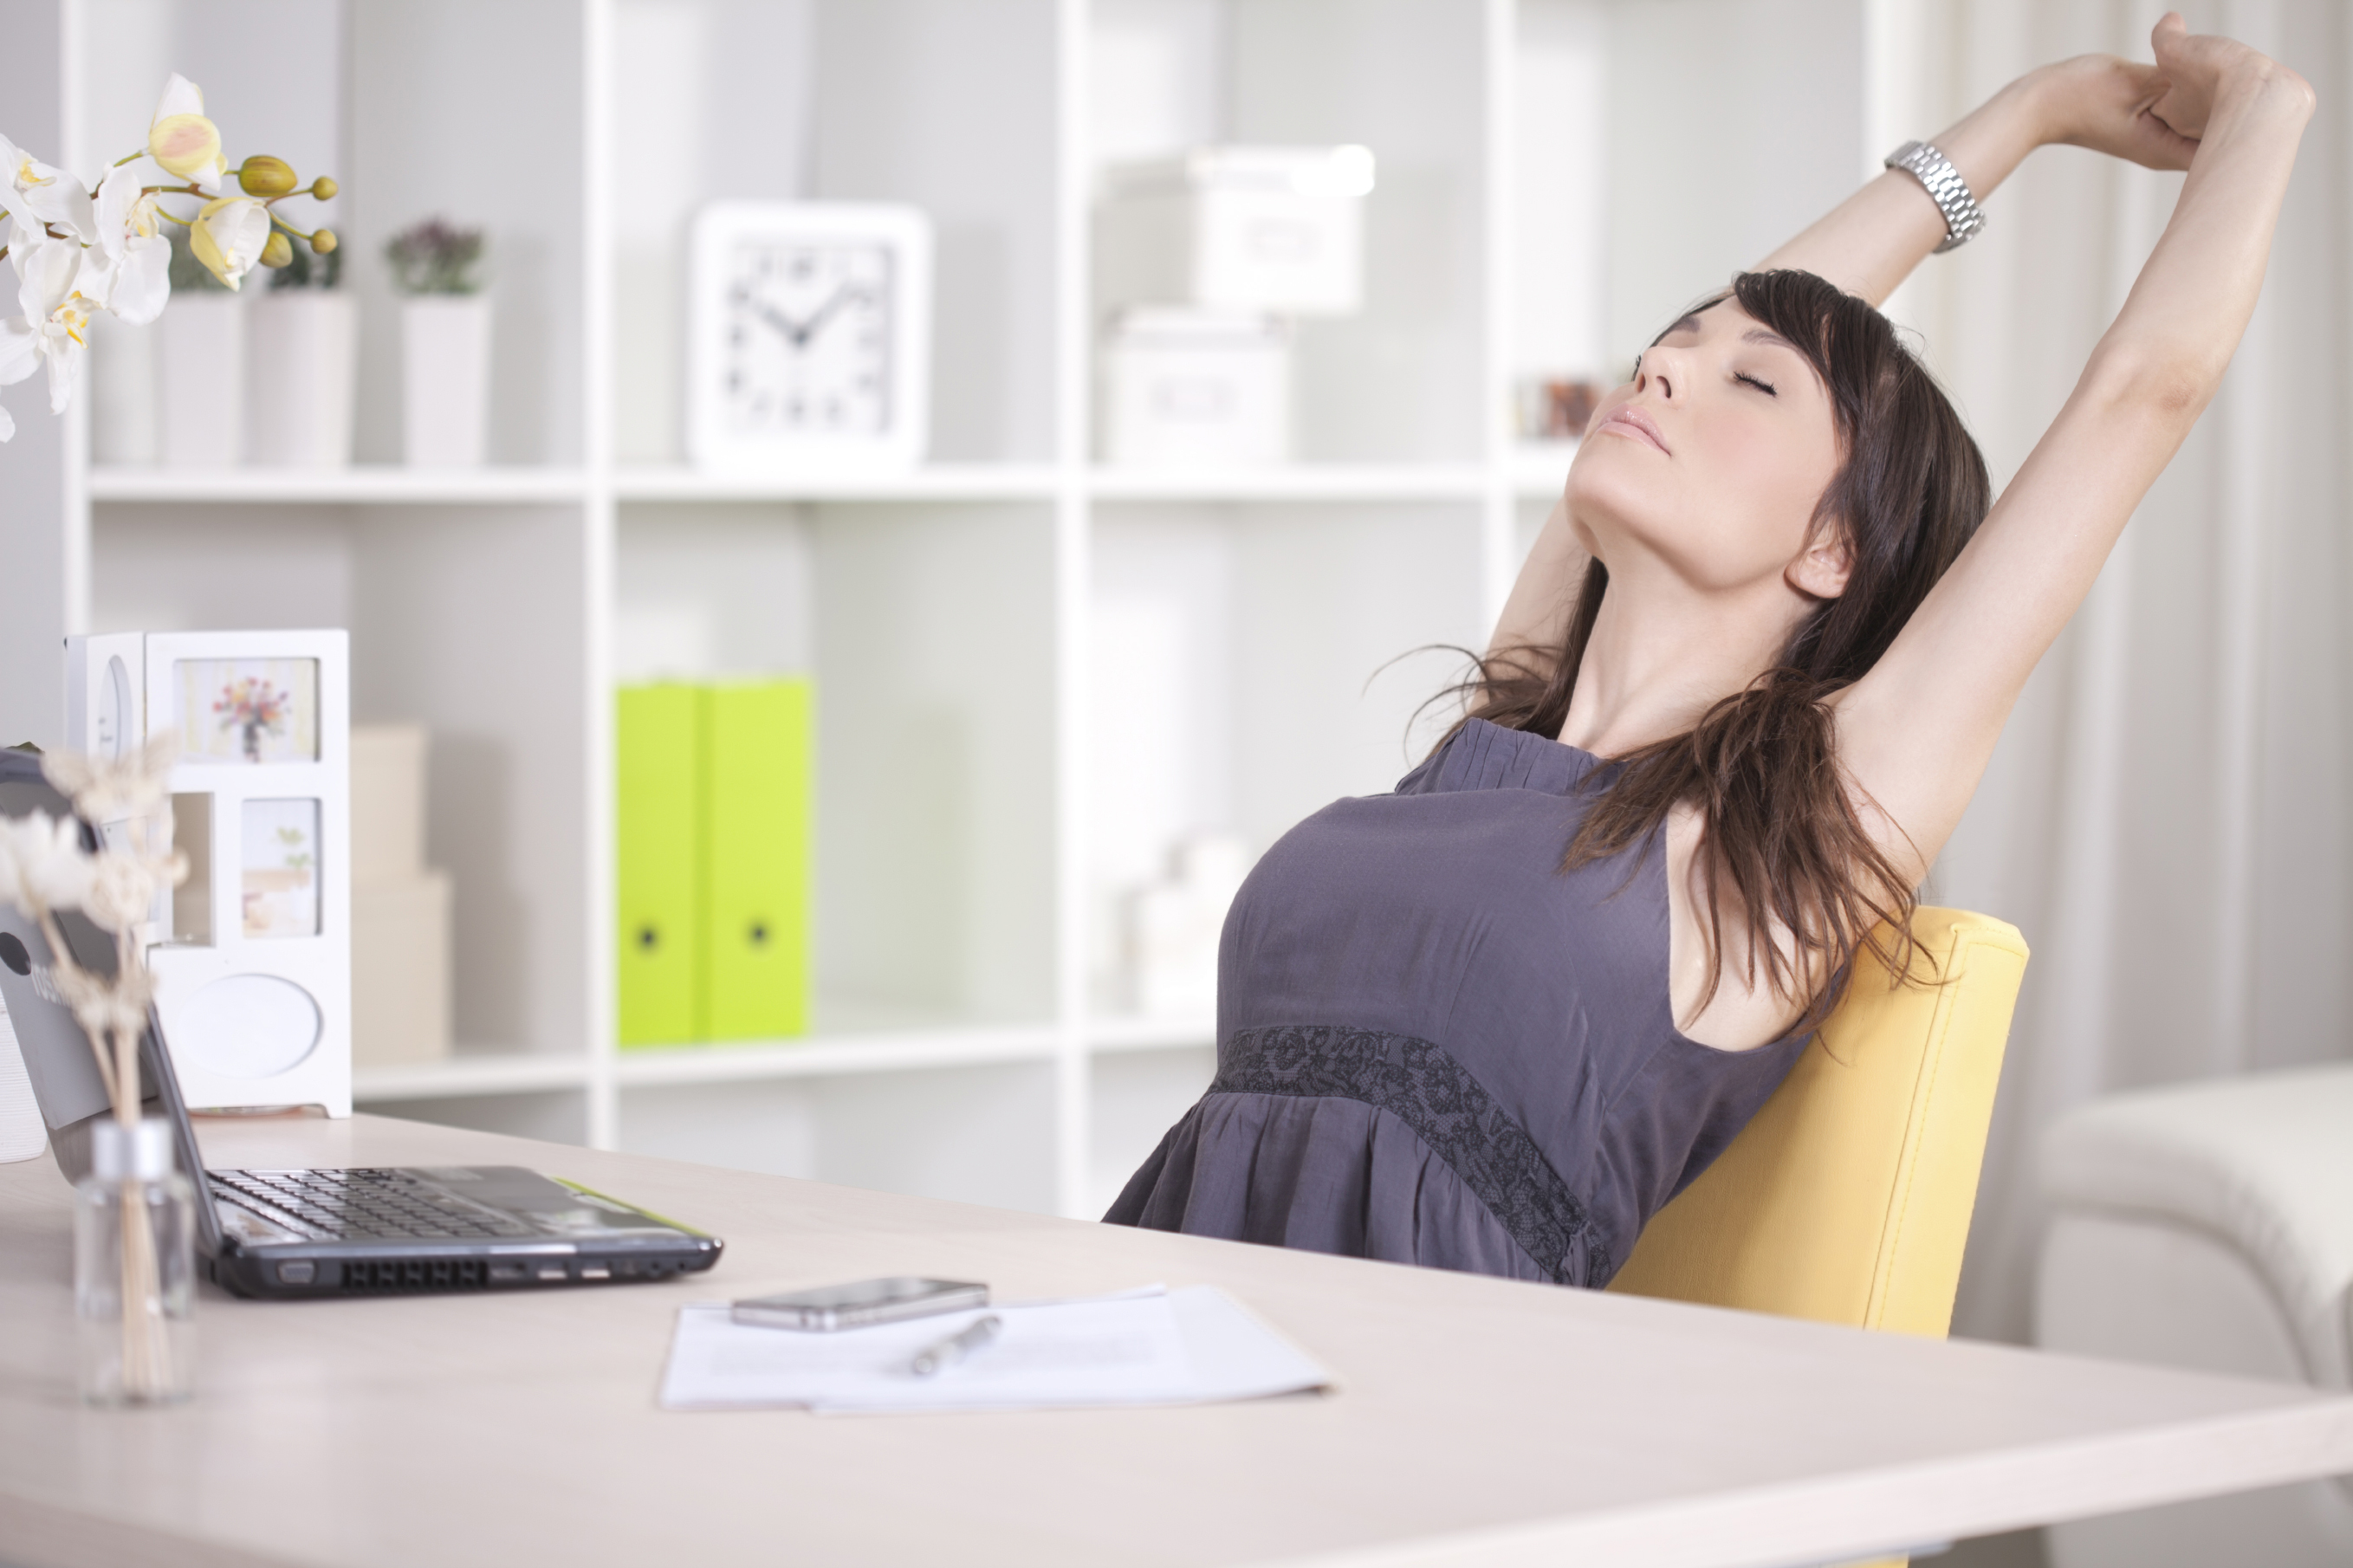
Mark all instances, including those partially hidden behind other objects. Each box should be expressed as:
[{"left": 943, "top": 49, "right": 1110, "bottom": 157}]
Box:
[{"left": 1882, "top": 0, "right": 2353, "bottom": 1345}]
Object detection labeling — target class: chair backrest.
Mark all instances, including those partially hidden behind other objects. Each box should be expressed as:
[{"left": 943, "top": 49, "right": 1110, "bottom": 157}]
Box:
[{"left": 1608, "top": 907, "right": 2029, "bottom": 1338}]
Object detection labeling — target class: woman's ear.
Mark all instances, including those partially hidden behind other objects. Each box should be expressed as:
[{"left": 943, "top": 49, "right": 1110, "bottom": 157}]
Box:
[{"left": 1787, "top": 525, "right": 1854, "bottom": 600}]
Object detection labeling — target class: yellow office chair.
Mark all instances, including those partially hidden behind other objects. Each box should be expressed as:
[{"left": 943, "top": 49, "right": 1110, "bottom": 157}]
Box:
[{"left": 1608, "top": 908, "right": 2028, "bottom": 1568}]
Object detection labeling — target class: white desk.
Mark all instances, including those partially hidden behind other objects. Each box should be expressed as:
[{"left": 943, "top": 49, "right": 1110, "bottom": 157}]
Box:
[{"left": 3, "top": 1114, "right": 2350, "bottom": 1568}]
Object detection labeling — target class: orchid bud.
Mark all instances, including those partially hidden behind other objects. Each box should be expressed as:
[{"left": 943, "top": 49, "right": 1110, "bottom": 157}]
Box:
[
  {"left": 149, "top": 113, "right": 223, "bottom": 181},
  {"left": 311, "top": 228, "right": 339, "bottom": 255},
  {"left": 260, "top": 231, "right": 294, "bottom": 269},
  {"left": 309, "top": 176, "right": 339, "bottom": 201},
  {"left": 238, "top": 156, "right": 299, "bottom": 198}
]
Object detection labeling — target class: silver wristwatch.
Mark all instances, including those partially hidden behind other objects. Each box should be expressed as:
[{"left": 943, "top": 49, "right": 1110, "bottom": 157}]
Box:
[{"left": 1884, "top": 139, "right": 1986, "bottom": 253}]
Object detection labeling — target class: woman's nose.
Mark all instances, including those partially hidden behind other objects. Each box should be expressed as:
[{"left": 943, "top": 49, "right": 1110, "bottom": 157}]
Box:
[{"left": 1637, "top": 349, "right": 1681, "bottom": 402}]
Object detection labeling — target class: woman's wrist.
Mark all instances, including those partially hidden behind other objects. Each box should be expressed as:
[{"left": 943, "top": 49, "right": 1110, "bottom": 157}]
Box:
[
  {"left": 2015, "top": 55, "right": 2150, "bottom": 150},
  {"left": 2209, "top": 60, "right": 2317, "bottom": 130},
  {"left": 2010, "top": 65, "right": 2075, "bottom": 150}
]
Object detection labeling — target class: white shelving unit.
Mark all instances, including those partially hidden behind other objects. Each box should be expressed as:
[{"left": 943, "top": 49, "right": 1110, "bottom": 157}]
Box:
[{"left": 11, "top": 0, "right": 1869, "bottom": 1221}]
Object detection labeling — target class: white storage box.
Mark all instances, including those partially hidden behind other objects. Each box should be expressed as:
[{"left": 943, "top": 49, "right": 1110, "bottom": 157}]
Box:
[
  {"left": 1101, "top": 309, "right": 1291, "bottom": 467},
  {"left": 1119, "top": 834, "right": 1250, "bottom": 1018},
  {"left": 1096, "top": 146, "right": 1373, "bottom": 316}
]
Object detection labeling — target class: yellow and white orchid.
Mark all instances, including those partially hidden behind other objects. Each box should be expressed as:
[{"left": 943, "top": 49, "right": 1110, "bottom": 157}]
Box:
[
  {"left": 0, "top": 232, "right": 105, "bottom": 425},
  {"left": 188, "top": 193, "right": 270, "bottom": 290},
  {"left": 0, "top": 72, "right": 347, "bottom": 440},
  {"left": 0, "top": 130, "right": 93, "bottom": 243},
  {"left": 146, "top": 73, "right": 226, "bottom": 193},
  {"left": 87, "top": 162, "right": 171, "bottom": 322}
]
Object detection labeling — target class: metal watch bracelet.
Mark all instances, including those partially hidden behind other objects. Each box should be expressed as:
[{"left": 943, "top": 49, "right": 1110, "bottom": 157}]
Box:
[{"left": 1884, "top": 139, "right": 1986, "bottom": 253}]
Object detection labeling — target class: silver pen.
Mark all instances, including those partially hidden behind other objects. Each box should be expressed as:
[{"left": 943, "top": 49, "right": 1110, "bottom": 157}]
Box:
[{"left": 909, "top": 1313, "right": 1001, "bottom": 1377}]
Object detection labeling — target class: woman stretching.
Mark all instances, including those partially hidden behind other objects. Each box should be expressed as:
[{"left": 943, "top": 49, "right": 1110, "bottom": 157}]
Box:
[{"left": 1106, "top": 17, "right": 2313, "bottom": 1288}]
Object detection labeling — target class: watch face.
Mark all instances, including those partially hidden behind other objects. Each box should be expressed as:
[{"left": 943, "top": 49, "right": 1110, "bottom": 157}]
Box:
[{"left": 723, "top": 239, "right": 895, "bottom": 437}]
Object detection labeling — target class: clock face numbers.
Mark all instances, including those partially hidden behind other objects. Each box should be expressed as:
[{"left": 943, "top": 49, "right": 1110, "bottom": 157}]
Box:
[{"left": 723, "top": 241, "right": 895, "bottom": 438}]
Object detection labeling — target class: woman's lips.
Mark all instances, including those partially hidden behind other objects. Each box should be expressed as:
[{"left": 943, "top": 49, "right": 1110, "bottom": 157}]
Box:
[{"left": 1598, "top": 406, "right": 1669, "bottom": 454}]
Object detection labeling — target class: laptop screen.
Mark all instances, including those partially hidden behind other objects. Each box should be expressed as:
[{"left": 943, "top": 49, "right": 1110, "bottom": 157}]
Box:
[{"left": 0, "top": 750, "right": 224, "bottom": 1255}]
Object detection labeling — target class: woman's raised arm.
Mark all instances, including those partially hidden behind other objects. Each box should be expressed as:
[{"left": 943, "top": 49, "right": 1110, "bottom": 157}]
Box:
[
  {"left": 1488, "top": 49, "right": 2197, "bottom": 663},
  {"left": 1835, "top": 16, "right": 2315, "bottom": 883},
  {"left": 1762, "top": 53, "right": 2194, "bottom": 306}
]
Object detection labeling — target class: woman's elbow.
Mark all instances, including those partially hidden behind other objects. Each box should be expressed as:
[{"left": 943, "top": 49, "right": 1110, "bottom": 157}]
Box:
[{"left": 2081, "top": 349, "right": 2216, "bottom": 424}]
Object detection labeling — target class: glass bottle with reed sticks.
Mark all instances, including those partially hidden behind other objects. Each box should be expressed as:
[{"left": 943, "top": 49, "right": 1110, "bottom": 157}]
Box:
[
  {"left": 0, "top": 737, "right": 196, "bottom": 1406},
  {"left": 76, "top": 1116, "right": 197, "bottom": 1404}
]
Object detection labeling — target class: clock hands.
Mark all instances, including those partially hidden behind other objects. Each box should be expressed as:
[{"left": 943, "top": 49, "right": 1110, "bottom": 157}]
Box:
[
  {"left": 783, "top": 284, "right": 864, "bottom": 347},
  {"left": 736, "top": 283, "right": 869, "bottom": 349}
]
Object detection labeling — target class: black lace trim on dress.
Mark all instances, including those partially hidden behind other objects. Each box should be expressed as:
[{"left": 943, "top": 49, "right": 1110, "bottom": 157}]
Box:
[{"left": 1215, "top": 1025, "right": 1608, "bottom": 1286}]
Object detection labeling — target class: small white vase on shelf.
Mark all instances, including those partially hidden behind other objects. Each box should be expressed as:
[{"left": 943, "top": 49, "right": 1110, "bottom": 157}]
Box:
[
  {"left": 245, "top": 291, "right": 358, "bottom": 467},
  {"left": 156, "top": 294, "right": 244, "bottom": 466},
  {"left": 401, "top": 296, "right": 491, "bottom": 467},
  {"left": 89, "top": 314, "right": 159, "bottom": 466}
]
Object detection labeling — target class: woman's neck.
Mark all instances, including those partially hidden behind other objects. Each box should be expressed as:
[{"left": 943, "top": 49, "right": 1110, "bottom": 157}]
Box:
[{"left": 1555, "top": 555, "right": 1805, "bottom": 758}]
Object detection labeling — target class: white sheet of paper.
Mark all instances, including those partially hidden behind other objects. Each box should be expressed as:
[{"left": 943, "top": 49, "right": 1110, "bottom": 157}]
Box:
[{"left": 658, "top": 1285, "right": 1330, "bottom": 1413}]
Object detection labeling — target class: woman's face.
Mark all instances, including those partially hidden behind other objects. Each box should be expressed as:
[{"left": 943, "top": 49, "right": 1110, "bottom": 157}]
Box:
[{"left": 1565, "top": 301, "right": 1846, "bottom": 599}]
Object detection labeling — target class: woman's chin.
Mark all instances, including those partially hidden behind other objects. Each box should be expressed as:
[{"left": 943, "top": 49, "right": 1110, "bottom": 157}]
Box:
[{"left": 1565, "top": 451, "right": 1666, "bottom": 528}]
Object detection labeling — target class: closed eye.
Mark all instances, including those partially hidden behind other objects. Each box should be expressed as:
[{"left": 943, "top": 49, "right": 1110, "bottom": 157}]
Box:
[{"left": 1734, "top": 371, "right": 1778, "bottom": 397}]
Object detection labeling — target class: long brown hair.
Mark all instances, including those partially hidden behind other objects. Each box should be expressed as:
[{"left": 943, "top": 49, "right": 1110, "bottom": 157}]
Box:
[{"left": 1463, "top": 269, "right": 1991, "bottom": 1030}]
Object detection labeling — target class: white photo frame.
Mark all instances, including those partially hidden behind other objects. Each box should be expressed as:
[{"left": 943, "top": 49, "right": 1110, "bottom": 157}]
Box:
[
  {"left": 66, "top": 630, "right": 353, "bottom": 1118},
  {"left": 686, "top": 201, "right": 934, "bottom": 471}
]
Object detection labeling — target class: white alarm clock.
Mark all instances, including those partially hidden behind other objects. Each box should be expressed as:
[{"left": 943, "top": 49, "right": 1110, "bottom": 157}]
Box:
[{"left": 687, "top": 201, "right": 933, "bottom": 470}]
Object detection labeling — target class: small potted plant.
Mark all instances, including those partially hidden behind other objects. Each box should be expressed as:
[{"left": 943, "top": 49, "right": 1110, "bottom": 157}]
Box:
[
  {"left": 245, "top": 230, "right": 356, "bottom": 466},
  {"left": 386, "top": 217, "right": 489, "bottom": 467}
]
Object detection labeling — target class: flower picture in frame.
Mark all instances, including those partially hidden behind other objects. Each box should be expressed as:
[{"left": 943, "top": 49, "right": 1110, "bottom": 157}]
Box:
[{"left": 175, "top": 658, "right": 320, "bottom": 764}]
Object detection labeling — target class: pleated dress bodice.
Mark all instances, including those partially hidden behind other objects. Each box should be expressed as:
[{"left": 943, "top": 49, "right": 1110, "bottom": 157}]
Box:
[{"left": 1104, "top": 717, "right": 1811, "bottom": 1288}]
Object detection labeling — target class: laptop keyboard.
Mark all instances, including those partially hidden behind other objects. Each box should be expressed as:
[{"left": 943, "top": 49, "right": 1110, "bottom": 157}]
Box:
[{"left": 211, "top": 1168, "right": 538, "bottom": 1242}]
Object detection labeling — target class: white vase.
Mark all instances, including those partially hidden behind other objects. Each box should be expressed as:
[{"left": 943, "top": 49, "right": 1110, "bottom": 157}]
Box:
[
  {"left": 245, "top": 292, "right": 358, "bottom": 467},
  {"left": 89, "top": 313, "right": 159, "bottom": 466},
  {"left": 401, "top": 296, "right": 492, "bottom": 467},
  {"left": 156, "top": 294, "right": 244, "bottom": 467}
]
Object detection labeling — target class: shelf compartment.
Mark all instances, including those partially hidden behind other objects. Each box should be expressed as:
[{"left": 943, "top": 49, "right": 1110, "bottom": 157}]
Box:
[
  {"left": 94, "top": 500, "right": 595, "bottom": 1062},
  {"left": 89, "top": 468, "right": 593, "bottom": 505},
  {"left": 616, "top": 499, "right": 1060, "bottom": 1030},
  {"left": 609, "top": 0, "right": 1061, "bottom": 468},
  {"left": 1087, "top": 499, "right": 1482, "bottom": 1006}
]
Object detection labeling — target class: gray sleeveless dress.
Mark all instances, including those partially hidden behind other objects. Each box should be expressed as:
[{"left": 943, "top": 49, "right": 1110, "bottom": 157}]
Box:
[{"left": 1104, "top": 717, "right": 1812, "bottom": 1288}]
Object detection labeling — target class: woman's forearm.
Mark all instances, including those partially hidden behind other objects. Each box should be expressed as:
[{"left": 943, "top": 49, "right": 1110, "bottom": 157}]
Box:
[
  {"left": 1758, "top": 75, "right": 2053, "bottom": 305},
  {"left": 2087, "top": 64, "right": 2312, "bottom": 404}
]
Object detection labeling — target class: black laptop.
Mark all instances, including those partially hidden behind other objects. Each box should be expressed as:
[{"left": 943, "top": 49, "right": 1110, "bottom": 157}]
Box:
[{"left": 0, "top": 748, "right": 723, "bottom": 1299}]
